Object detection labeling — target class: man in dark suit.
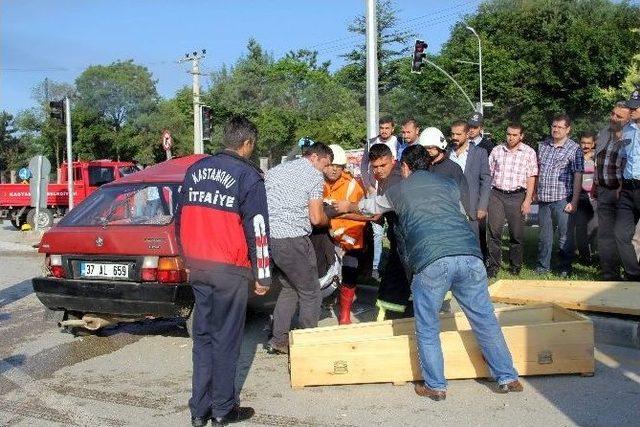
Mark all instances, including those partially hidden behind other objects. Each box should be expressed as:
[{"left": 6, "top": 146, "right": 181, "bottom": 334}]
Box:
[
  {"left": 449, "top": 120, "right": 492, "bottom": 251},
  {"left": 467, "top": 113, "right": 494, "bottom": 261},
  {"left": 468, "top": 113, "right": 495, "bottom": 156}
]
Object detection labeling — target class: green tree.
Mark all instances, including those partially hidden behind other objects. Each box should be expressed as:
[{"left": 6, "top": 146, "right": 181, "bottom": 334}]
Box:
[
  {"left": 75, "top": 60, "right": 159, "bottom": 130},
  {"left": 339, "top": 0, "right": 416, "bottom": 99},
  {"left": 208, "top": 40, "right": 365, "bottom": 164},
  {"left": 75, "top": 60, "right": 160, "bottom": 160},
  {"left": 436, "top": 0, "right": 640, "bottom": 144},
  {"left": 0, "top": 111, "right": 26, "bottom": 171}
]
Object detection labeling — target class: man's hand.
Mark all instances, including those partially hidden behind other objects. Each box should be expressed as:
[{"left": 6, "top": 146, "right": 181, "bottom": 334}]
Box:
[
  {"left": 521, "top": 199, "right": 532, "bottom": 215},
  {"left": 254, "top": 281, "right": 269, "bottom": 296},
  {"left": 564, "top": 201, "right": 577, "bottom": 214},
  {"left": 334, "top": 200, "right": 354, "bottom": 214},
  {"left": 476, "top": 209, "right": 487, "bottom": 220}
]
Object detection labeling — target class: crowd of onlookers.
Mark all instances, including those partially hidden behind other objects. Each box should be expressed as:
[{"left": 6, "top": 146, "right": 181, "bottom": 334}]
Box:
[
  {"left": 261, "top": 89, "right": 640, "bottom": 335},
  {"left": 358, "top": 91, "right": 640, "bottom": 283}
]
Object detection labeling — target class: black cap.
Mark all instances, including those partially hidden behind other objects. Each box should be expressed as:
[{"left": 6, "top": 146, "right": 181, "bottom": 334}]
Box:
[
  {"left": 468, "top": 112, "right": 484, "bottom": 127},
  {"left": 625, "top": 89, "right": 640, "bottom": 109}
]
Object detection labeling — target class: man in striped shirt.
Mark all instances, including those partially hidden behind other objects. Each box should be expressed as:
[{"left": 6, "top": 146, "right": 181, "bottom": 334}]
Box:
[
  {"left": 486, "top": 123, "right": 537, "bottom": 278},
  {"left": 264, "top": 142, "right": 333, "bottom": 354}
]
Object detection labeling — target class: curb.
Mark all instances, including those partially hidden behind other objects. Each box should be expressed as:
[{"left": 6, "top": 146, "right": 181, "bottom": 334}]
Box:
[{"left": 583, "top": 313, "right": 640, "bottom": 350}]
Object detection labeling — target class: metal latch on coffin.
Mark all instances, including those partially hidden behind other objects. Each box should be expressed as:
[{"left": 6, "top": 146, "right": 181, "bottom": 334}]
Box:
[
  {"left": 538, "top": 350, "right": 553, "bottom": 364},
  {"left": 333, "top": 361, "right": 348, "bottom": 374}
]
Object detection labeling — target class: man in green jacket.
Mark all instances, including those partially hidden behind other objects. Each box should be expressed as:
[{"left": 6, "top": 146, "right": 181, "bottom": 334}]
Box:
[{"left": 335, "top": 144, "right": 522, "bottom": 401}]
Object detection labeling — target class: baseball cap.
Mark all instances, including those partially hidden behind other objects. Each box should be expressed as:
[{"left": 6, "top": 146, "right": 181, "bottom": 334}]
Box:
[
  {"left": 625, "top": 89, "right": 640, "bottom": 109},
  {"left": 468, "top": 112, "right": 484, "bottom": 127}
]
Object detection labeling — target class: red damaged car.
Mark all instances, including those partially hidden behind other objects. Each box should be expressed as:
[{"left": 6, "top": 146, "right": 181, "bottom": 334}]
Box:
[{"left": 32, "top": 154, "right": 278, "bottom": 335}]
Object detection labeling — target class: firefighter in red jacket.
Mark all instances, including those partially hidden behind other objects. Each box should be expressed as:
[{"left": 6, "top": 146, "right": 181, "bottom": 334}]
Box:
[{"left": 176, "top": 116, "right": 270, "bottom": 427}]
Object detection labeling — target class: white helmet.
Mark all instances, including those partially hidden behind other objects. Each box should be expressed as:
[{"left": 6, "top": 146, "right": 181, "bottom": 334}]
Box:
[
  {"left": 419, "top": 127, "right": 447, "bottom": 150},
  {"left": 329, "top": 144, "right": 347, "bottom": 166}
]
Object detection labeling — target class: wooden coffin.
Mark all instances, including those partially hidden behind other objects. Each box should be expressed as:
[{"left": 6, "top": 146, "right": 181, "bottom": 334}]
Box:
[
  {"left": 289, "top": 303, "right": 594, "bottom": 388},
  {"left": 489, "top": 279, "right": 640, "bottom": 316}
]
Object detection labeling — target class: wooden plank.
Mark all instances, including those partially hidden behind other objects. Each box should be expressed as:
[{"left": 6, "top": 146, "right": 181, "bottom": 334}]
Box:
[
  {"left": 489, "top": 279, "right": 640, "bottom": 316},
  {"left": 289, "top": 304, "right": 594, "bottom": 388}
]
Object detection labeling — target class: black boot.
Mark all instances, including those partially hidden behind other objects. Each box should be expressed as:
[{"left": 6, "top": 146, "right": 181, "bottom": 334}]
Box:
[{"left": 211, "top": 406, "right": 255, "bottom": 426}]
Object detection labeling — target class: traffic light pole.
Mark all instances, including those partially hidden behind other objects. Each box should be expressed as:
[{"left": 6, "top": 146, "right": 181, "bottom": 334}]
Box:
[
  {"left": 65, "top": 97, "right": 74, "bottom": 210},
  {"left": 365, "top": 0, "right": 379, "bottom": 142},
  {"left": 424, "top": 59, "right": 476, "bottom": 112}
]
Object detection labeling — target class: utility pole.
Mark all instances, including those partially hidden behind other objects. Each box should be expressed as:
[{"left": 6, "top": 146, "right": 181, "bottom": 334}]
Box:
[
  {"left": 365, "top": 0, "right": 379, "bottom": 142},
  {"left": 179, "top": 50, "right": 206, "bottom": 154}
]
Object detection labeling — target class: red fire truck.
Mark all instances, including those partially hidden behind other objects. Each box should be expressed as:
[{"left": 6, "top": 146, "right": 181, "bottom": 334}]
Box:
[{"left": 0, "top": 160, "right": 138, "bottom": 229}]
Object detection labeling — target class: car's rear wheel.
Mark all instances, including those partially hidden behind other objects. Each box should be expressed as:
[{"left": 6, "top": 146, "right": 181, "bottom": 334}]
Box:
[{"left": 26, "top": 208, "right": 54, "bottom": 229}]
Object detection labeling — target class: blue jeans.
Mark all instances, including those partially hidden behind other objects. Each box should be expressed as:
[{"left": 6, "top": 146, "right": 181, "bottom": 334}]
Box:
[
  {"left": 411, "top": 255, "right": 518, "bottom": 390},
  {"left": 372, "top": 222, "right": 383, "bottom": 270},
  {"left": 537, "top": 199, "right": 576, "bottom": 270}
]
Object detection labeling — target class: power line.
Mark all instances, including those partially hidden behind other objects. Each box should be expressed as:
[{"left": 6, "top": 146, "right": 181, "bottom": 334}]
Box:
[
  {"left": 300, "top": 0, "right": 479, "bottom": 50},
  {"left": 316, "top": 7, "right": 475, "bottom": 56}
]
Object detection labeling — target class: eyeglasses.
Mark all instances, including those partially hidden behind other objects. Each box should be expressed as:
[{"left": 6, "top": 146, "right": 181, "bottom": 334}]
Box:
[{"left": 551, "top": 125, "right": 568, "bottom": 129}]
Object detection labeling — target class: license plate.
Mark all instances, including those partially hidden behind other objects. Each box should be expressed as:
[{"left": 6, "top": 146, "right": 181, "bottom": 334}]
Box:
[{"left": 80, "top": 262, "right": 129, "bottom": 279}]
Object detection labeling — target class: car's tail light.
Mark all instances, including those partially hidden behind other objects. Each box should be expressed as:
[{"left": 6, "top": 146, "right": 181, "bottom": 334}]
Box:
[
  {"left": 157, "top": 257, "right": 186, "bottom": 283},
  {"left": 46, "top": 254, "right": 66, "bottom": 278},
  {"left": 141, "top": 256, "right": 185, "bottom": 283}
]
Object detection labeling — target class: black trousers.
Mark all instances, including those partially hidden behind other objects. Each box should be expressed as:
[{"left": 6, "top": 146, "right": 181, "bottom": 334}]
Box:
[
  {"left": 614, "top": 187, "right": 640, "bottom": 278},
  {"left": 486, "top": 189, "right": 526, "bottom": 272},
  {"left": 479, "top": 217, "right": 488, "bottom": 262},
  {"left": 574, "top": 191, "right": 598, "bottom": 259},
  {"left": 597, "top": 187, "right": 621, "bottom": 279},
  {"left": 378, "top": 229, "right": 411, "bottom": 315},
  {"left": 189, "top": 270, "right": 249, "bottom": 419},
  {"left": 270, "top": 236, "right": 321, "bottom": 346}
]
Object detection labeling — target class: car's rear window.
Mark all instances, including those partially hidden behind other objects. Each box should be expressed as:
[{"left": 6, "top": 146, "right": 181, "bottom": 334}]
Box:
[{"left": 60, "top": 183, "right": 181, "bottom": 227}]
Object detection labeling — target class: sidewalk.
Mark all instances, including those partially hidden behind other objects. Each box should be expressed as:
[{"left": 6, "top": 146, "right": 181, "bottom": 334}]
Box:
[{"left": 0, "top": 220, "right": 44, "bottom": 251}]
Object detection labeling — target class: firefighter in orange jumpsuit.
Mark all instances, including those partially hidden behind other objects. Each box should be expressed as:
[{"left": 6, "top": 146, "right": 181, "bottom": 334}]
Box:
[{"left": 323, "top": 144, "right": 373, "bottom": 324}]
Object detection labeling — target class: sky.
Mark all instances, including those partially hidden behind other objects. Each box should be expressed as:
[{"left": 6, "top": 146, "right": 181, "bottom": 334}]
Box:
[{"left": 1, "top": 0, "right": 482, "bottom": 115}]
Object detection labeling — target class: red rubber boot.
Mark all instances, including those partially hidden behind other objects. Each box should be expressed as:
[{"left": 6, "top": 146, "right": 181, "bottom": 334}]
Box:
[{"left": 338, "top": 285, "right": 356, "bottom": 325}]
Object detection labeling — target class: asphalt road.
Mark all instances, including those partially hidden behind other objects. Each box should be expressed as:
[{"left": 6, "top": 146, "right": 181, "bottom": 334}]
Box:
[{"left": 1, "top": 221, "right": 639, "bottom": 426}]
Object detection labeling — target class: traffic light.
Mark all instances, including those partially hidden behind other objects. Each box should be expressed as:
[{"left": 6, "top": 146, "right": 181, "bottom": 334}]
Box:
[
  {"left": 201, "top": 105, "right": 213, "bottom": 140},
  {"left": 49, "top": 100, "right": 65, "bottom": 123},
  {"left": 411, "top": 40, "right": 428, "bottom": 74}
]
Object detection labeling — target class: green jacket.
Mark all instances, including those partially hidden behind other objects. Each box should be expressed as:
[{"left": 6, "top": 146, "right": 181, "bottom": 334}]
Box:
[{"left": 384, "top": 170, "right": 482, "bottom": 275}]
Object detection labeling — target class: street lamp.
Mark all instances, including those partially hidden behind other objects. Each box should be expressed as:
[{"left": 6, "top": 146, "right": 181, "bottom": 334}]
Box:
[{"left": 464, "top": 23, "right": 483, "bottom": 115}]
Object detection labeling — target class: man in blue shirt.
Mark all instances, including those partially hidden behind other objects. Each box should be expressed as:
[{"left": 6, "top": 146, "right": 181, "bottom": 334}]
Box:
[{"left": 615, "top": 89, "right": 640, "bottom": 280}]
